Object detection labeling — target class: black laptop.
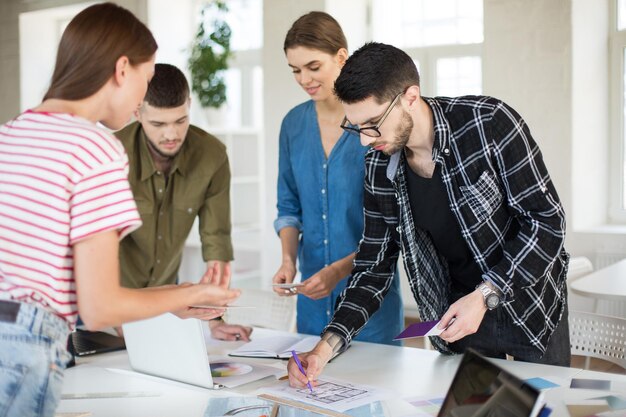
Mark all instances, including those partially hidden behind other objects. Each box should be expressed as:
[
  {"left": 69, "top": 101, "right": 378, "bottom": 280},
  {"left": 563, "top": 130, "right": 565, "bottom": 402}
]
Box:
[
  {"left": 437, "top": 349, "right": 544, "bottom": 417},
  {"left": 68, "top": 328, "right": 126, "bottom": 357}
]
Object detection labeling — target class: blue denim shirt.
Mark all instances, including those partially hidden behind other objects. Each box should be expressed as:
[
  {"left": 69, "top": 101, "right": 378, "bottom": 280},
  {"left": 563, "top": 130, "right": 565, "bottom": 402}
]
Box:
[{"left": 275, "top": 101, "right": 403, "bottom": 345}]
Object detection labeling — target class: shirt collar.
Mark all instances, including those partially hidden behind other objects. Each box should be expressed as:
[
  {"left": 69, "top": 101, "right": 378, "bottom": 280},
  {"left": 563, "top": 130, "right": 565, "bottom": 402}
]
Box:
[
  {"left": 423, "top": 97, "right": 451, "bottom": 160},
  {"left": 387, "top": 97, "right": 451, "bottom": 182}
]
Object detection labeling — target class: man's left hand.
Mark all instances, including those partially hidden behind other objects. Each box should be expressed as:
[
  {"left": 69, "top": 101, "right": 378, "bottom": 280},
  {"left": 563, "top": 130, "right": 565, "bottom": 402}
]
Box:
[
  {"left": 209, "top": 320, "right": 253, "bottom": 342},
  {"left": 203, "top": 261, "right": 231, "bottom": 288},
  {"left": 438, "top": 290, "right": 487, "bottom": 343}
]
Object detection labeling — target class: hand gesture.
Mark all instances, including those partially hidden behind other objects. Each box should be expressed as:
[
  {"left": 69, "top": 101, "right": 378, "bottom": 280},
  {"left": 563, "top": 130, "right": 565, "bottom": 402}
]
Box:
[
  {"left": 287, "top": 341, "right": 333, "bottom": 389},
  {"left": 438, "top": 290, "right": 487, "bottom": 343},
  {"left": 299, "top": 264, "right": 344, "bottom": 300},
  {"left": 202, "top": 261, "right": 231, "bottom": 288},
  {"left": 272, "top": 260, "right": 297, "bottom": 296},
  {"left": 209, "top": 320, "right": 253, "bottom": 342}
]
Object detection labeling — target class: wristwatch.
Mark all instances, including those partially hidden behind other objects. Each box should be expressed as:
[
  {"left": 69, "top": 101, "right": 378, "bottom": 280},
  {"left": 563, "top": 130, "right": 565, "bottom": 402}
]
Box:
[{"left": 477, "top": 282, "right": 501, "bottom": 310}]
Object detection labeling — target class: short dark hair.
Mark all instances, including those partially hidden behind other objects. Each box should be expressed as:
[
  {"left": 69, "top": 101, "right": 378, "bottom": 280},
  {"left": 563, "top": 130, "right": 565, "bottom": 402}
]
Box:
[
  {"left": 334, "top": 42, "right": 420, "bottom": 105},
  {"left": 284, "top": 11, "right": 347, "bottom": 55},
  {"left": 144, "top": 63, "right": 190, "bottom": 108}
]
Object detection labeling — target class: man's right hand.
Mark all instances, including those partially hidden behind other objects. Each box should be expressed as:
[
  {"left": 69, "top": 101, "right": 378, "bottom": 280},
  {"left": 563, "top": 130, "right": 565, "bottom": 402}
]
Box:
[
  {"left": 287, "top": 340, "right": 333, "bottom": 388},
  {"left": 272, "top": 261, "right": 297, "bottom": 296}
]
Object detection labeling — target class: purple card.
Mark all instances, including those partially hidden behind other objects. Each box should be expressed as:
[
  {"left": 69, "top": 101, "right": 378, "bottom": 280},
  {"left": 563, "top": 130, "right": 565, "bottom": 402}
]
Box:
[{"left": 394, "top": 320, "right": 441, "bottom": 340}]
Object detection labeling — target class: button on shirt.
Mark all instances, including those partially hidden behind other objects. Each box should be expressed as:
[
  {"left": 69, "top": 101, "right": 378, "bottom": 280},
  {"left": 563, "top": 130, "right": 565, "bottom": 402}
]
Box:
[
  {"left": 274, "top": 101, "right": 368, "bottom": 279},
  {"left": 115, "top": 122, "right": 233, "bottom": 288}
]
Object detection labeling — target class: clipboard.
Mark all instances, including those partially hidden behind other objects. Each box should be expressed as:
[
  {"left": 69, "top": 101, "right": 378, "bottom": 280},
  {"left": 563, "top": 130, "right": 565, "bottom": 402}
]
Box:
[{"left": 258, "top": 394, "right": 352, "bottom": 417}]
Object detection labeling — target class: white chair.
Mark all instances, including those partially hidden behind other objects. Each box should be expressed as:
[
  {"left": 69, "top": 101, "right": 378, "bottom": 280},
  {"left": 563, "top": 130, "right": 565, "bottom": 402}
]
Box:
[
  {"left": 225, "top": 289, "right": 296, "bottom": 332},
  {"left": 569, "top": 310, "right": 626, "bottom": 370}
]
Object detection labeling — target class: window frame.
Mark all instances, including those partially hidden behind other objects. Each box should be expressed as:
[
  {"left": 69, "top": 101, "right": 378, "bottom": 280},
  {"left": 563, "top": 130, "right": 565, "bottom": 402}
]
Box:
[{"left": 404, "top": 43, "right": 482, "bottom": 97}]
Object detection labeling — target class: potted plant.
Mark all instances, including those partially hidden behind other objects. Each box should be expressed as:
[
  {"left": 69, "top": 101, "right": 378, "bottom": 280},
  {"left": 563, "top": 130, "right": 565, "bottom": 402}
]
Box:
[{"left": 188, "top": 1, "right": 232, "bottom": 109}]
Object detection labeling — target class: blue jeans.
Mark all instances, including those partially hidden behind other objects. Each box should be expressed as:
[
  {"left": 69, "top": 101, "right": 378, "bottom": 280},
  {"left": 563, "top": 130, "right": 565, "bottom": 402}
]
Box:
[
  {"left": 0, "top": 301, "right": 72, "bottom": 417},
  {"left": 449, "top": 297, "right": 571, "bottom": 367}
]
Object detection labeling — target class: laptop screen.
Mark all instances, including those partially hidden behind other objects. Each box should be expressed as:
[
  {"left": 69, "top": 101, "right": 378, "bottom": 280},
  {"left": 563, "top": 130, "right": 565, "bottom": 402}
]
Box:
[{"left": 437, "top": 349, "right": 542, "bottom": 417}]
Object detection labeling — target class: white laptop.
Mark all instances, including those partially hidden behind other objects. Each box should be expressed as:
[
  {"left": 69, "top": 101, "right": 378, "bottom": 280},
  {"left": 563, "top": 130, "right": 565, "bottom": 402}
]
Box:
[{"left": 122, "top": 313, "right": 279, "bottom": 389}]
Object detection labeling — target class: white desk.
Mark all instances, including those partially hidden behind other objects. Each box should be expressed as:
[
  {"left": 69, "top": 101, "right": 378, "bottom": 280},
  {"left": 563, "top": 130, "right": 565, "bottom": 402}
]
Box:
[
  {"left": 57, "top": 328, "right": 623, "bottom": 417},
  {"left": 570, "top": 259, "right": 626, "bottom": 305}
]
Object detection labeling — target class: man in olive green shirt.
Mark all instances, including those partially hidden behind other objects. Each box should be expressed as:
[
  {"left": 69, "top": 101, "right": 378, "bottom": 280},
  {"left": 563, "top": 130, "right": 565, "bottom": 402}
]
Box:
[{"left": 115, "top": 63, "right": 251, "bottom": 341}]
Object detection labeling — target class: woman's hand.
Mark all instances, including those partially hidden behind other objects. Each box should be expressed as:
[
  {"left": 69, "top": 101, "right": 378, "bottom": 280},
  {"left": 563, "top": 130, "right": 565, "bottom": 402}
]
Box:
[{"left": 272, "top": 260, "right": 297, "bottom": 296}]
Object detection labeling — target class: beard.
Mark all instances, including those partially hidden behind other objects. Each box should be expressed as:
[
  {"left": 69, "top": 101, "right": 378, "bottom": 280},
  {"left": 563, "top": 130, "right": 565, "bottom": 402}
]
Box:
[
  {"left": 146, "top": 137, "right": 181, "bottom": 159},
  {"left": 380, "top": 110, "right": 413, "bottom": 156}
]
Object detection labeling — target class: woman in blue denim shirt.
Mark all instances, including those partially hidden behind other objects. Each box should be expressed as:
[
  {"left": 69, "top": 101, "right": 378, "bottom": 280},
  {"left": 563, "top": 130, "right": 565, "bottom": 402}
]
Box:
[{"left": 272, "top": 11, "right": 403, "bottom": 345}]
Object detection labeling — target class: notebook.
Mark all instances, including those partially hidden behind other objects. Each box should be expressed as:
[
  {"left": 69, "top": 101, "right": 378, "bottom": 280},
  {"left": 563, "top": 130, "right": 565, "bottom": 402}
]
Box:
[
  {"left": 437, "top": 349, "right": 544, "bottom": 417},
  {"left": 68, "top": 329, "right": 126, "bottom": 357},
  {"left": 122, "top": 313, "right": 280, "bottom": 389},
  {"left": 229, "top": 334, "right": 320, "bottom": 359}
]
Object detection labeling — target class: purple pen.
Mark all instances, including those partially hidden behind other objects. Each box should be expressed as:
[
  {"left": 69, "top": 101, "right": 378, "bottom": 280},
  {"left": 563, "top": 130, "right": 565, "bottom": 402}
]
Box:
[{"left": 291, "top": 350, "right": 314, "bottom": 393}]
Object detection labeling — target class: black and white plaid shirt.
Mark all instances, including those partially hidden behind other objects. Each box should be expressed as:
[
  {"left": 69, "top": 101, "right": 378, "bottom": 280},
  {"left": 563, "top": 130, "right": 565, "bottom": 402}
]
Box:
[{"left": 325, "top": 96, "right": 569, "bottom": 355}]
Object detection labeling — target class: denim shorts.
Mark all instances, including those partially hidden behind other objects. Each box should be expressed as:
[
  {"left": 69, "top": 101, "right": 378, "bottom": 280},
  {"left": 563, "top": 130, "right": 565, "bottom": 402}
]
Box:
[{"left": 0, "top": 300, "right": 72, "bottom": 417}]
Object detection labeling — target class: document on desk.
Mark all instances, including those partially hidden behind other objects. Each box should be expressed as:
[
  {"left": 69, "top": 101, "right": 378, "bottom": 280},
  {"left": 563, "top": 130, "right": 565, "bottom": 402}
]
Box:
[
  {"left": 229, "top": 334, "right": 320, "bottom": 359},
  {"left": 257, "top": 376, "right": 394, "bottom": 412}
]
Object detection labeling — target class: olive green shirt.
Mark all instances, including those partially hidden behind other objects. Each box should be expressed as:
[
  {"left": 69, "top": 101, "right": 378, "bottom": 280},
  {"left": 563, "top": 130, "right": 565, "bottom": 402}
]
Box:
[{"left": 115, "top": 122, "right": 233, "bottom": 288}]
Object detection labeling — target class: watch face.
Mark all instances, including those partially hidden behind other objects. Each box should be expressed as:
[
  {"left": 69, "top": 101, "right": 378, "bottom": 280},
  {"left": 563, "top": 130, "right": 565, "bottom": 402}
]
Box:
[{"left": 486, "top": 293, "right": 500, "bottom": 309}]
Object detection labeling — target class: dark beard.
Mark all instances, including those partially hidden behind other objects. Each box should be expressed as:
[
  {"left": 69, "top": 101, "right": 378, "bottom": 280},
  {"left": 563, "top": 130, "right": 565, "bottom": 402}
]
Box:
[
  {"left": 145, "top": 136, "right": 179, "bottom": 160},
  {"left": 382, "top": 110, "right": 413, "bottom": 156}
]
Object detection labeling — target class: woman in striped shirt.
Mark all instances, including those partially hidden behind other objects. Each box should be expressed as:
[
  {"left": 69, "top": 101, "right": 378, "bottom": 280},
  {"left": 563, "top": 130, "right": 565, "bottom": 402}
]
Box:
[{"left": 0, "top": 4, "right": 239, "bottom": 416}]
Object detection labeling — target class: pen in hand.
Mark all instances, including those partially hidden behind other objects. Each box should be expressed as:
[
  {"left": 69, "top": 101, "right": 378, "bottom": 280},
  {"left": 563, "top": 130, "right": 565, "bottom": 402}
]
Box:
[{"left": 291, "top": 350, "right": 314, "bottom": 394}]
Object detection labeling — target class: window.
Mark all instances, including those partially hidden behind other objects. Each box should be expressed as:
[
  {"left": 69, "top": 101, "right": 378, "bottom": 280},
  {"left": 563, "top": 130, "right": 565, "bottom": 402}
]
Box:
[
  {"left": 611, "top": 0, "right": 626, "bottom": 221},
  {"left": 181, "top": 0, "right": 265, "bottom": 286},
  {"left": 370, "top": 0, "right": 483, "bottom": 97}
]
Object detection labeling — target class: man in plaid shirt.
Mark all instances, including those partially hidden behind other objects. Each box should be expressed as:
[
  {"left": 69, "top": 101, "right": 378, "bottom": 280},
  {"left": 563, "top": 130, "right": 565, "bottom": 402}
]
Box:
[{"left": 287, "top": 42, "right": 570, "bottom": 388}]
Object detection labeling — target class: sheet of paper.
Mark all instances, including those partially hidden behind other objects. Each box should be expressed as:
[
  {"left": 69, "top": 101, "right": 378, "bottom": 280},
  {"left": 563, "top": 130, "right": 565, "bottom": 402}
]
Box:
[
  {"left": 570, "top": 378, "right": 611, "bottom": 390},
  {"left": 566, "top": 402, "right": 611, "bottom": 417},
  {"left": 590, "top": 395, "right": 626, "bottom": 410},
  {"left": 257, "top": 376, "right": 394, "bottom": 413},
  {"left": 403, "top": 394, "right": 445, "bottom": 416},
  {"left": 525, "top": 377, "right": 560, "bottom": 390}
]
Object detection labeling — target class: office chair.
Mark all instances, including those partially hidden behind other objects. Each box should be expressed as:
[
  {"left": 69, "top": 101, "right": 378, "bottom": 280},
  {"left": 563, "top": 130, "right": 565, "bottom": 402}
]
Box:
[
  {"left": 569, "top": 310, "right": 626, "bottom": 370},
  {"left": 225, "top": 289, "right": 296, "bottom": 332}
]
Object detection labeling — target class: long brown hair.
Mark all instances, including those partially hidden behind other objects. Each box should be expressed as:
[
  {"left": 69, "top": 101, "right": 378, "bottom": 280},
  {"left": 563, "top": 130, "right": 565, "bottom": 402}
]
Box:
[
  {"left": 283, "top": 11, "right": 347, "bottom": 55},
  {"left": 44, "top": 2, "right": 157, "bottom": 101}
]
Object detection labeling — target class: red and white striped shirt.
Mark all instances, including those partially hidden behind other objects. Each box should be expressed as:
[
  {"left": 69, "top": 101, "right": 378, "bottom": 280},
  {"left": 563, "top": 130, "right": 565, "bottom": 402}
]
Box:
[{"left": 0, "top": 111, "right": 142, "bottom": 326}]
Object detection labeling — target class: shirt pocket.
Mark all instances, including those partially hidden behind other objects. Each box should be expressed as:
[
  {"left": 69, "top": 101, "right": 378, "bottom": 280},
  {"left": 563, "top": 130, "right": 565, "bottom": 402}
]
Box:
[
  {"left": 172, "top": 201, "right": 200, "bottom": 240},
  {"left": 459, "top": 170, "right": 503, "bottom": 223}
]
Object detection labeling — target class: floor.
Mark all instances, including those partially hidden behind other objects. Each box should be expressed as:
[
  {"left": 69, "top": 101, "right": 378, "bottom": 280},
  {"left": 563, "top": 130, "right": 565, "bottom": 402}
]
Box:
[{"left": 401, "top": 318, "right": 625, "bottom": 375}]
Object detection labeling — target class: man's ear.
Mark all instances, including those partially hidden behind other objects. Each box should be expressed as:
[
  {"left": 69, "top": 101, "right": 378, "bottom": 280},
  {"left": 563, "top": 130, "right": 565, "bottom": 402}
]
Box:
[
  {"left": 113, "top": 56, "right": 130, "bottom": 86},
  {"left": 404, "top": 85, "right": 421, "bottom": 108}
]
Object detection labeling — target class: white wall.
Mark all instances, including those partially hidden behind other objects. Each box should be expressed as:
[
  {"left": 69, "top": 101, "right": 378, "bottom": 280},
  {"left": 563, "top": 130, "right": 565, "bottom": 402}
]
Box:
[
  {"left": 4, "top": 0, "right": 626, "bottom": 275},
  {"left": 19, "top": 3, "right": 95, "bottom": 111}
]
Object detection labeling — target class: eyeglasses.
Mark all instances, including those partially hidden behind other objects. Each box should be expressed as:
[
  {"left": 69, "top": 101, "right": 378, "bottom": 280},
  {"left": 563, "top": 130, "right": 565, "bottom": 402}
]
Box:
[{"left": 340, "top": 92, "right": 403, "bottom": 138}]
